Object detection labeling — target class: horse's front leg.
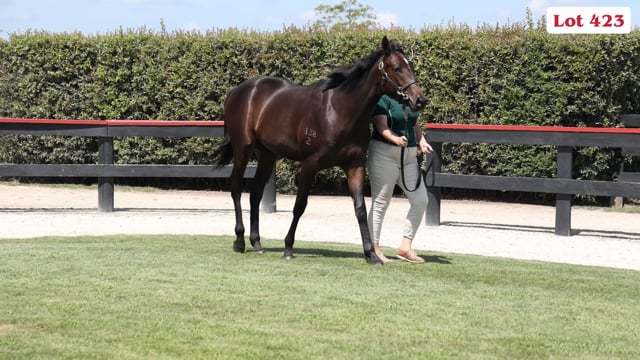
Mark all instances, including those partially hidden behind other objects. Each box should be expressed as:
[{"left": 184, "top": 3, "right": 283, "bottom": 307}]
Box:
[
  {"left": 282, "top": 165, "right": 316, "bottom": 260},
  {"left": 345, "top": 165, "right": 383, "bottom": 265}
]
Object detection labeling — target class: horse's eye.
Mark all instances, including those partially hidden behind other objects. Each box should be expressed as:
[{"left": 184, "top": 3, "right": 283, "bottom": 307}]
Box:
[{"left": 393, "top": 67, "right": 402, "bottom": 73}]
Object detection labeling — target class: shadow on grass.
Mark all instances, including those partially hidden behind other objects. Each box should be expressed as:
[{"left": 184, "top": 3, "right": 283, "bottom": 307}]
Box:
[
  {"left": 444, "top": 221, "right": 640, "bottom": 240},
  {"left": 263, "top": 246, "right": 452, "bottom": 264},
  {"left": 420, "top": 254, "right": 453, "bottom": 264},
  {"left": 264, "top": 246, "right": 363, "bottom": 260}
]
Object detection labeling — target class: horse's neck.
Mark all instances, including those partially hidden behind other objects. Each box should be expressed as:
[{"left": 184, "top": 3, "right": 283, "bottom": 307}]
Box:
[{"left": 335, "top": 70, "right": 383, "bottom": 128}]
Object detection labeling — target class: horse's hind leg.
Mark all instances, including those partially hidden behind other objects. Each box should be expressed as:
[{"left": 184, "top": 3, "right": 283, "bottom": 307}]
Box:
[
  {"left": 230, "top": 147, "right": 252, "bottom": 253},
  {"left": 282, "top": 164, "right": 317, "bottom": 260},
  {"left": 248, "top": 152, "right": 277, "bottom": 253}
]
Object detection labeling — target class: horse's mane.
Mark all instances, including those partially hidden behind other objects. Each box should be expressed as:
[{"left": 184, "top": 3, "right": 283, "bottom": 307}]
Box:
[{"left": 312, "top": 39, "right": 405, "bottom": 93}]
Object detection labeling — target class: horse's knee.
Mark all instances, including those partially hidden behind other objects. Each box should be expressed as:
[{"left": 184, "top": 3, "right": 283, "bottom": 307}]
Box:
[
  {"left": 354, "top": 204, "right": 367, "bottom": 220},
  {"left": 292, "top": 200, "right": 308, "bottom": 218}
]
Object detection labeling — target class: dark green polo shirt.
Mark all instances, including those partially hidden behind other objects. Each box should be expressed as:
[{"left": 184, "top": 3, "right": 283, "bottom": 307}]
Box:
[{"left": 371, "top": 95, "right": 419, "bottom": 147}]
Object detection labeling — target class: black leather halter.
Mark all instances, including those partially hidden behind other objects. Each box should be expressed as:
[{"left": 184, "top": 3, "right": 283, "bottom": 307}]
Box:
[{"left": 378, "top": 60, "right": 420, "bottom": 104}]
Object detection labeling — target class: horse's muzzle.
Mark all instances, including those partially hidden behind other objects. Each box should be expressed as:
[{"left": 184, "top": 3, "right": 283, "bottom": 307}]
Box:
[
  {"left": 403, "top": 93, "right": 427, "bottom": 112},
  {"left": 413, "top": 95, "right": 427, "bottom": 111},
  {"left": 403, "top": 83, "right": 427, "bottom": 111}
]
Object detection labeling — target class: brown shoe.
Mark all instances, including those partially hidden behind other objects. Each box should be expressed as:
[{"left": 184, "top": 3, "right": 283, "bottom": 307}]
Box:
[
  {"left": 375, "top": 252, "right": 391, "bottom": 264},
  {"left": 397, "top": 248, "right": 425, "bottom": 263}
]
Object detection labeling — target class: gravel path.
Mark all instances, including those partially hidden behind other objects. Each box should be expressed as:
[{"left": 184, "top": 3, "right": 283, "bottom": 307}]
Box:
[{"left": 1, "top": 183, "right": 639, "bottom": 271}]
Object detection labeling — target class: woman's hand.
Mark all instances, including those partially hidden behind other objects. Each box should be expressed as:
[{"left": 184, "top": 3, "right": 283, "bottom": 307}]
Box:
[
  {"left": 395, "top": 135, "right": 408, "bottom": 147},
  {"left": 418, "top": 136, "right": 433, "bottom": 154}
]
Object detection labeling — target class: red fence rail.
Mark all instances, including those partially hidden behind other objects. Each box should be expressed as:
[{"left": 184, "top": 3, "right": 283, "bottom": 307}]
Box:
[
  {"left": 0, "top": 118, "right": 276, "bottom": 213},
  {"left": 426, "top": 123, "right": 640, "bottom": 134},
  {"left": 423, "top": 122, "right": 640, "bottom": 235}
]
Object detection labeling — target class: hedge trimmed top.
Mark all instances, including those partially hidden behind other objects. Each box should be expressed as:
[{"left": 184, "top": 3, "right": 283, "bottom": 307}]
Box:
[
  {"left": 1, "top": 26, "right": 639, "bottom": 192},
  {"left": 1, "top": 27, "right": 638, "bottom": 126}
]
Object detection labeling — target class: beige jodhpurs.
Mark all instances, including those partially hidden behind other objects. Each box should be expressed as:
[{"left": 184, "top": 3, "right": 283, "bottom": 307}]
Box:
[{"left": 367, "top": 139, "right": 428, "bottom": 245}]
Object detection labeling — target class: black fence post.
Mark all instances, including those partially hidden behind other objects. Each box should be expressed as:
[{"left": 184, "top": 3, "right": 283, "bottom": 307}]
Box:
[
  {"left": 425, "top": 142, "right": 442, "bottom": 226},
  {"left": 555, "top": 146, "right": 572, "bottom": 235},
  {"left": 98, "top": 137, "right": 114, "bottom": 212},
  {"left": 615, "top": 114, "right": 640, "bottom": 207},
  {"left": 260, "top": 170, "right": 277, "bottom": 213}
]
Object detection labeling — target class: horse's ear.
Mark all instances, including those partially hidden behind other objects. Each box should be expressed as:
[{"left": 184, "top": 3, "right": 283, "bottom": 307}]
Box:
[{"left": 381, "top": 36, "right": 389, "bottom": 51}]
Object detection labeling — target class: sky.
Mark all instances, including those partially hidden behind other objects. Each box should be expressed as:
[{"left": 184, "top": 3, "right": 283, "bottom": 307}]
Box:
[{"left": 0, "top": 0, "right": 637, "bottom": 38}]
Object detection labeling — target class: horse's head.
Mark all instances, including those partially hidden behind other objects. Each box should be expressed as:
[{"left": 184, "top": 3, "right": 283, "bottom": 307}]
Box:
[{"left": 378, "top": 36, "right": 427, "bottom": 111}]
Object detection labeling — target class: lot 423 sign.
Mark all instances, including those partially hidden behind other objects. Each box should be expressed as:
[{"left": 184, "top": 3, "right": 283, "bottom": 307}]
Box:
[{"left": 547, "top": 7, "right": 631, "bottom": 34}]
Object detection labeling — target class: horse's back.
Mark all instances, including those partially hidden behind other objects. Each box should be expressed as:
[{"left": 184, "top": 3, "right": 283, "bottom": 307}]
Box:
[
  {"left": 225, "top": 76, "right": 295, "bottom": 109},
  {"left": 223, "top": 76, "right": 330, "bottom": 160},
  {"left": 224, "top": 76, "right": 306, "bottom": 132}
]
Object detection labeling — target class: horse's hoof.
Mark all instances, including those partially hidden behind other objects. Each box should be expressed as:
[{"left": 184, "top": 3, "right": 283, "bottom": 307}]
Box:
[
  {"left": 252, "top": 241, "right": 264, "bottom": 253},
  {"left": 233, "top": 242, "right": 246, "bottom": 253},
  {"left": 366, "top": 255, "right": 384, "bottom": 265},
  {"left": 282, "top": 253, "right": 294, "bottom": 260}
]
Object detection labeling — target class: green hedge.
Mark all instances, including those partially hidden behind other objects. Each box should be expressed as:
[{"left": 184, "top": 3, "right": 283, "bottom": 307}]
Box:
[{"left": 1, "top": 25, "right": 639, "bottom": 199}]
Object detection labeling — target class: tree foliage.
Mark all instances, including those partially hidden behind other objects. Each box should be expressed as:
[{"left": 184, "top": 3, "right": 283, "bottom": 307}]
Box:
[{"left": 313, "top": 0, "right": 377, "bottom": 31}]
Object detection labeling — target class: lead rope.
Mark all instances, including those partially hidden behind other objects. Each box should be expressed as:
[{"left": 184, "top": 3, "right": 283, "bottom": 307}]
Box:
[{"left": 399, "top": 105, "right": 423, "bottom": 193}]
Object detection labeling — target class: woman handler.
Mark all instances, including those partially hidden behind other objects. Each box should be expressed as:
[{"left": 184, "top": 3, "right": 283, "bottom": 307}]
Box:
[{"left": 367, "top": 94, "right": 432, "bottom": 263}]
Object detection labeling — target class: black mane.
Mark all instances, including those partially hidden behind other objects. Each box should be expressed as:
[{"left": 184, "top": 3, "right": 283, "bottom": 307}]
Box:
[
  {"left": 313, "top": 39, "right": 405, "bottom": 93},
  {"left": 317, "top": 49, "right": 384, "bottom": 92}
]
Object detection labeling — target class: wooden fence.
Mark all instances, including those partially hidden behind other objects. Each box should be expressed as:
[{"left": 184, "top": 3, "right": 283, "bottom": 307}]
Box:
[
  {"left": 2, "top": 118, "right": 640, "bottom": 236},
  {"left": 423, "top": 122, "right": 640, "bottom": 235},
  {"left": 0, "top": 118, "right": 276, "bottom": 212}
]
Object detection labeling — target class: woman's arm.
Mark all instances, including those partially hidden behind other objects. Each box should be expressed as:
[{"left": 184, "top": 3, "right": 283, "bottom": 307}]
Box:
[
  {"left": 414, "top": 122, "right": 433, "bottom": 154},
  {"left": 373, "top": 115, "right": 407, "bottom": 147}
]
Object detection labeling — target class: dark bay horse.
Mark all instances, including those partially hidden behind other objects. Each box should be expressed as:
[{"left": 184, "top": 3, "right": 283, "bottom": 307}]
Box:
[{"left": 213, "top": 36, "right": 426, "bottom": 264}]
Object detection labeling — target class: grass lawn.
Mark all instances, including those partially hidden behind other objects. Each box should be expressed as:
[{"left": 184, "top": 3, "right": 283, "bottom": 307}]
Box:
[{"left": 1, "top": 235, "right": 639, "bottom": 359}]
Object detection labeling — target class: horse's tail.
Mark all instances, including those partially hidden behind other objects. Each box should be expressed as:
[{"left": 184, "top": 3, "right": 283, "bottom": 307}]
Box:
[{"left": 212, "top": 135, "right": 234, "bottom": 168}]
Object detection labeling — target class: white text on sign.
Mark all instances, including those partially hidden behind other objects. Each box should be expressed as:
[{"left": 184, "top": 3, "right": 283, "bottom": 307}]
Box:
[{"left": 546, "top": 7, "right": 631, "bottom": 34}]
